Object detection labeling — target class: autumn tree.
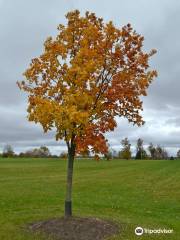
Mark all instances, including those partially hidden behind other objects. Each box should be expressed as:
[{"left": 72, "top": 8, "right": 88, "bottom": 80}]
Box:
[
  {"left": 119, "top": 137, "right": 131, "bottom": 159},
  {"left": 17, "top": 10, "right": 157, "bottom": 217}
]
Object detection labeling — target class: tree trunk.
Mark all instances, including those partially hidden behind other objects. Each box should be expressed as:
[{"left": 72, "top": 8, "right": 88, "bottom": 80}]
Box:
[{"left": 65, "top": 143, "right": 75, "bottom": 217}]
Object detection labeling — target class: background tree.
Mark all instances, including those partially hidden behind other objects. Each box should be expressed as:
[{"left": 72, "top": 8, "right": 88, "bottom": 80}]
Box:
[
  {"left": 2, "top": 144, "right": 14, "bottom": 158},
  {"left": 104, "top": 144, "right": 113, "bottom": 160},
  {"left": 39, "top": 146, "right": 51, "bottom": 157},
  {"left": 104, "top": 151, "right": 112, "bottom": 160},
  {"left": 17, "top": 10, "right": 157, "bottom": 217},
  {"left": 21, "top": 146, "right": 51, "bottom": 158},
  {"left": 104, "top": 143, "right": 113, "bottom": 160},
  {"left": 135, "top": 138, "right": 143, "bottom": 159},
  {"left": 60, "top": 151, "right": 68, "bottom": 159},
  {"left": 78, "top": 149, "right": 90, "bottom": 158},
  {"left": 119, "top": 138, "right": 131, "bottom": 160},
  {"left": 156, "top": 146, "right": 168, "bottom": 160},
  {"left": 163, "top": 148, "right": 169, "bottom": 159},
  {"left": 148, "top": 143, "right": 156, "bottom": 159},
  {"left": 177, "top": 149, "right": 180, "bottom": 159},
  {"left": 135, "top": 138, "right": 148, "bottom": 159},
  {"left": 136, "top": 149, "right": 148, "bottom": 160},
  {"left": 148, "top": 143, "right": 168, "bottom": 160}
]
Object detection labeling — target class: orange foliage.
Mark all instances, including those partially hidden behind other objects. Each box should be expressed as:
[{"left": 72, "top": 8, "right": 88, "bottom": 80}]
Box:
[{"left": 18, "top": 10, "right": 157, "bottom": 154}]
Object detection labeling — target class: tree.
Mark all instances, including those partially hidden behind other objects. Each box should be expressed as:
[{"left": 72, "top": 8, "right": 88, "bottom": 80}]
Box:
[
  {"left": 104, "top": 143, "right": 113, "bottom": 160},
  {"left": 135, "top": 138, "right": 143, "bottom": 159},
  {"left": 148, "top": 143, "right": 168, "bottom": 160},
  {"left": 136, "top": 149, "right": 148, "bottom": 159},
  {"left": 119, "top": 138, "right": 131, "bottom": 160},
  {"left": 148, "top": 143, "right": 156, "bottom": 159},
  {"left": 17, "top": 10, "right": 157, "bottom": 217},
  {"left": 104, "top": 145, "right": 113, "bottom": 160},
  {"left": 78, "top": 149, "right": 90, "bottom": 158},
  {"left": 60, "top": 151, "right": 68, "bottom": 159},
  {"left": 2, "top": 144, "right": 14, "bottom": 157},
  {"left": 104, "top": 151, "right": 112, "bottom": 160},
  {"left": 135, "top": 138, "right": 148, "bottom": 159},
  {"left": 39, "top": 146, "right": 51, "bottom": 157},
  {"left": 177, "top": 149, "right": 180, "bottom": 159},
  {"left": 22, "top": 146, "right": 51, "bottom": 157},
  {"left": 156, "top": 145, "right": 168, "bottom": 159}
]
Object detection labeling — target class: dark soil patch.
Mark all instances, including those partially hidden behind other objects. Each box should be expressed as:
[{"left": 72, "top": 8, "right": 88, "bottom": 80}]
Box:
[{"left": 28, "top": 216, "right": 119, "bottom": 240}]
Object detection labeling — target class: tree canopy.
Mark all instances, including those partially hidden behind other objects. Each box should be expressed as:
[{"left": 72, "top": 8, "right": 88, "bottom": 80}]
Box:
[{"left": 18, "top": 10, "right": 157, "bottom": 155}]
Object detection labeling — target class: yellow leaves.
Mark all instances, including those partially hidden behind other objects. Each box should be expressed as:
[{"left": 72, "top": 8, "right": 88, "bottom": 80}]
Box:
[
  {"left": 44, "top": 37, "right": 53, "bottom": 51},
  {"left": 26, "top": 97, "right": 55, "bottom": 132},
  {"left": 105, "top": 21, "right": 117, "bottom": 41},
  {"left": 69, "top": 108, "right": 89, "bottom": 125}
]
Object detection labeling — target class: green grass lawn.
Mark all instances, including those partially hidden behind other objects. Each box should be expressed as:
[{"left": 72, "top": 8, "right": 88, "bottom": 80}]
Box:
[{"left": 0, "top": 158, "right": 179, "bottom": 239}]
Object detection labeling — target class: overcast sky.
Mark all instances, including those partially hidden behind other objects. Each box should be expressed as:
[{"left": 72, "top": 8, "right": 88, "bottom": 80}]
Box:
[{"left": 0, "top": 0, "right": 180, "bottom": 156}]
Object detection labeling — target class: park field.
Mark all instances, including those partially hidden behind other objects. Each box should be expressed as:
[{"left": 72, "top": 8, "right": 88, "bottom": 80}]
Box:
[{"left": 0, "top": 158, "right": 179, "bottom": 240}]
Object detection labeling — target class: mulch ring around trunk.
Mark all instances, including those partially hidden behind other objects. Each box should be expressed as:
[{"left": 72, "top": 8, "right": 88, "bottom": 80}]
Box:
[{"left": 28, "top": 216, "right": 120, "bottom": 240}]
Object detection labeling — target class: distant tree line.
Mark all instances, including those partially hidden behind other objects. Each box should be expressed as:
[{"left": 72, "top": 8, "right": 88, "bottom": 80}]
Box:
[
  {"left": 0, "top": 139, "right": 180, "bottom": 160},
  {"left": 0, "top": 144, "right": 91, "bottom": 159},
  {"left": 105, "top": 138, "right": 179, "bottom": 160},
  {"left": 0, "top": 145, "right": 58, "bottom": 158}
]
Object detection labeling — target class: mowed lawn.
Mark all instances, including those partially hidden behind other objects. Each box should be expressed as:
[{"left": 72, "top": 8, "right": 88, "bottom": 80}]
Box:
[{"left": 0, "top": 158, "right": 179, "bottom": 240}]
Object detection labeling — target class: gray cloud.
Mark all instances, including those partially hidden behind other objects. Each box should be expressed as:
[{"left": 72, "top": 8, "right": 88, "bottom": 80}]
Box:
[
  {"left": 165, "top": 117, "right": 180, "bottom": 127},
  {"left": 0, "top": 0, "right": 180, "bottom": 155}
]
